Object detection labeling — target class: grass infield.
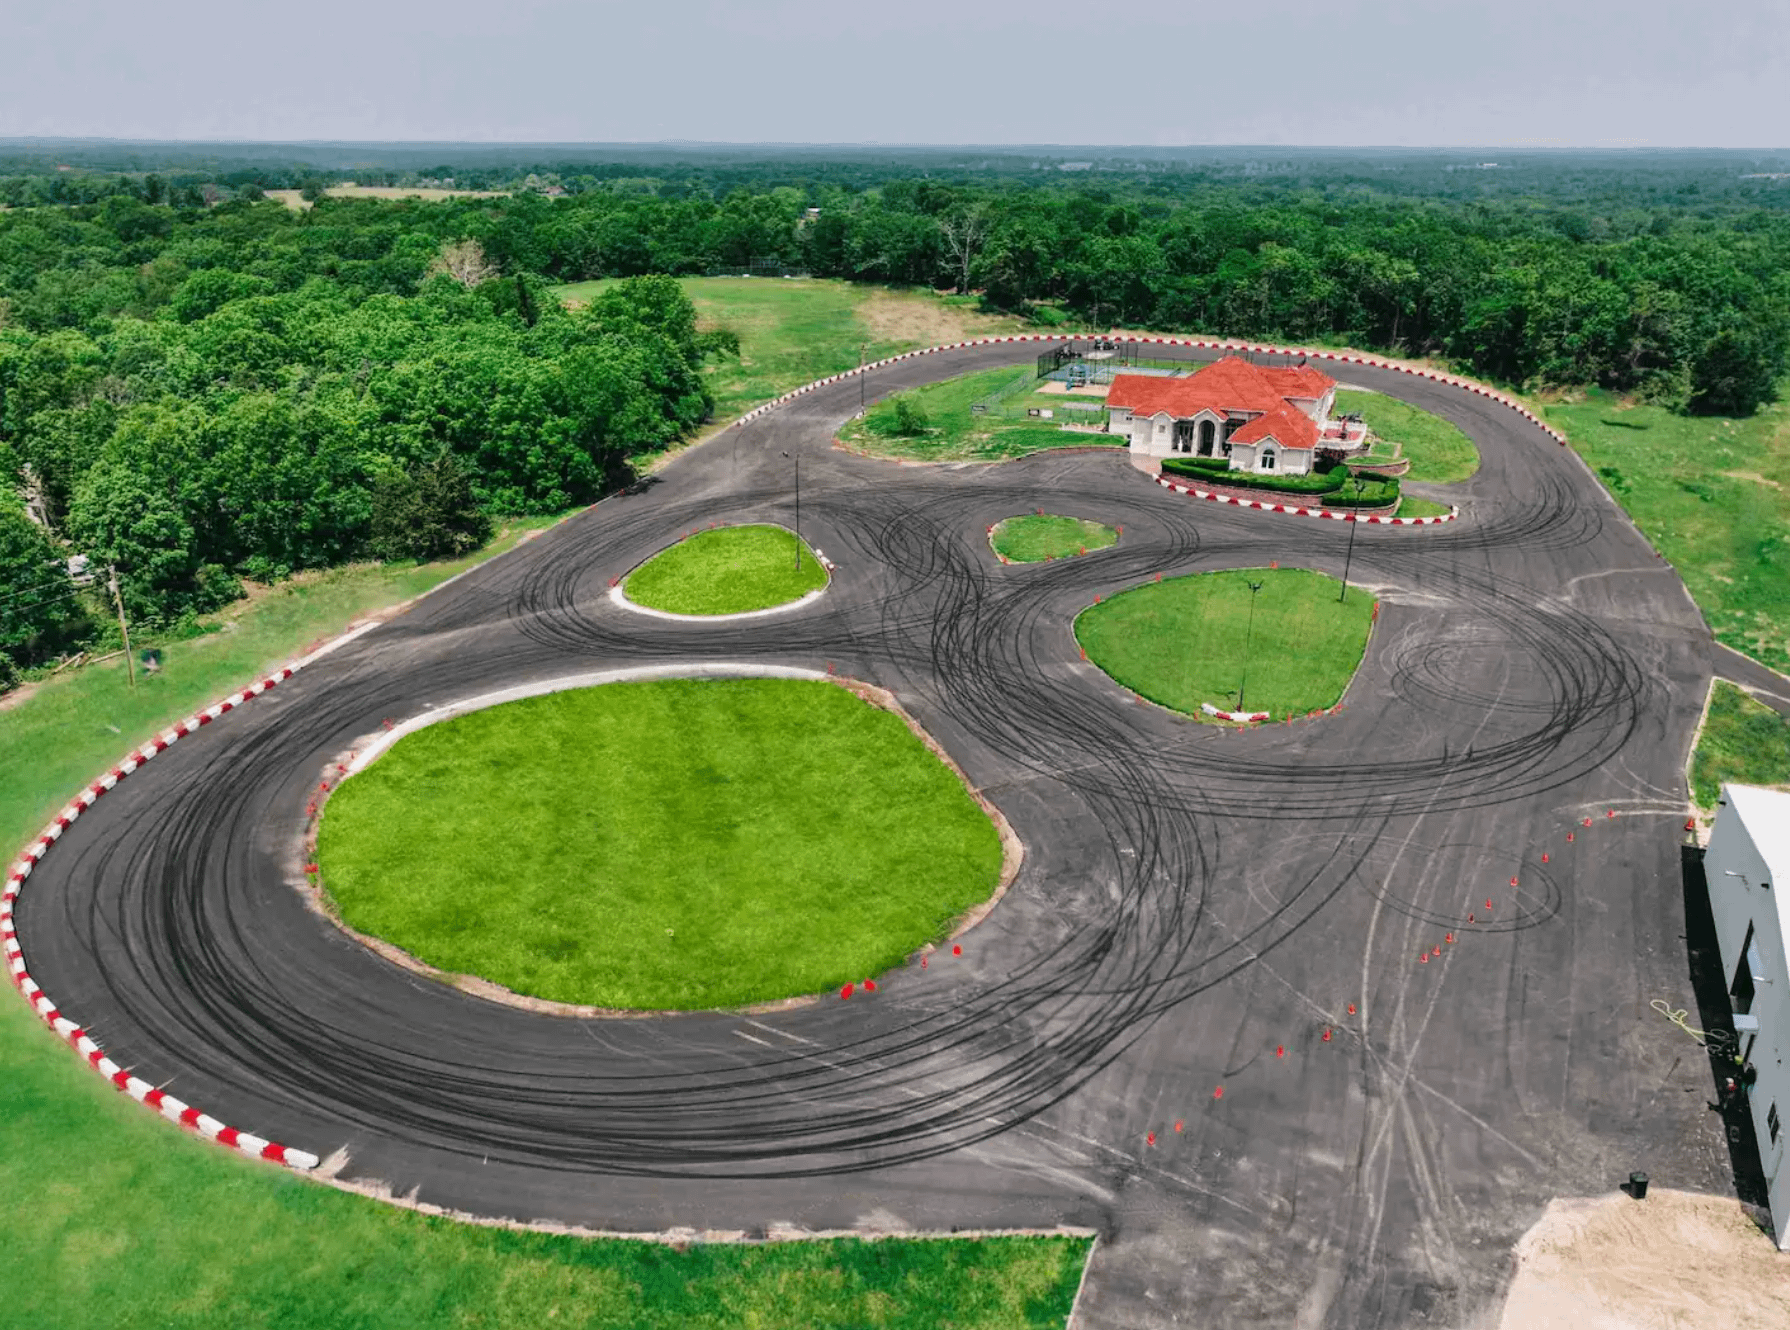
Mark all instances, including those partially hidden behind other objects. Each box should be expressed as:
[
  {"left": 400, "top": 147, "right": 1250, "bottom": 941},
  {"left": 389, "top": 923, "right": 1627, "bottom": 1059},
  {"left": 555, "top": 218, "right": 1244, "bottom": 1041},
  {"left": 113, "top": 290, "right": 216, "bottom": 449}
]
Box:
[
  {"left": 1334, "top": 388, "right": 1480, "bottom": 484},
  {"left": 316, "top": 678, "right": 1004, "bottom": 1010},
  {"left": 992, "top": 515, "right": 1119, "bottom": 563},
  {"left": 0, "top": 527, "right": 1084, "bottom": 1328},
  {"left": 1396, "top": 496, "right": 1456, "bottom": 519},
  {"left": 839, "top": 366, "right": 1122, "bottom": 462},
  {"left": 625, "top": 524, "right": 826, "bottom": 615},
  {"left": 1075, "top": 568, "right": 1375, "bottom": 720},
  {"left": 1690, "top": 680, "right": 1790, "bottom": 808}
]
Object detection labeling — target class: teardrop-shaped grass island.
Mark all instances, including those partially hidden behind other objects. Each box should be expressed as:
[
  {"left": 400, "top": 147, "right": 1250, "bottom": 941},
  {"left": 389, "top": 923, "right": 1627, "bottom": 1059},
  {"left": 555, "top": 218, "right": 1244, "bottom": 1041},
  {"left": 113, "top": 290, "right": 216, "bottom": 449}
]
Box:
[
  {"left": 1074, "top": 567, "right": 1375, "bottom": 721},
  {"left": 314, "top": 677, "right": 1005, "bottom": 1011},
  {"left": 624, "top": 523, "right": 827, "bottom": 615}
]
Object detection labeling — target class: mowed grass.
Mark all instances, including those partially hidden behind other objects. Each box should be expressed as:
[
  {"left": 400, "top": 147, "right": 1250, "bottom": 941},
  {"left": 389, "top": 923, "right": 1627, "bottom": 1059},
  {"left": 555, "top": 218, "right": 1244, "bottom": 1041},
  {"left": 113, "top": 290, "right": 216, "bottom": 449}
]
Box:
[
  {"left": 316, "top": 679, "right": 1004, "bottom": 1010},
  {"left": 551, "top": 277, "right": 1026, "bottom": 430},
  {"left": 625, "top": 524, "right": 826, "bottom": 614},
  {"left": 3, "top": 986, "right": 1087, "bottom": 1328},
  {"left": 0, "top": 517, "right": 565, "bottom": 859},
  {"left": 992, "top": 515, "right": 1119, "bottom": 563},
  {"left": 0, "top": 521, "right": 1084, "bottom": 1328},
  {"left": 1540, "top": 387, "right": 1790, "bottom": 673},
  {"left": 838, "top": 366, "right": 1121, "bottom": 462},
  {"left": 1690, "top": 680, "right": 1790, "bottom": 808},
  {"left": 1396, "top": 496, "right": 1456, "bottom": 519},
  {"left": 1075, "top": 568, "right": 1376, "bottom": 720},
  {"left": 1334, "top": 388, "right": 1480, "bottom": 483}
]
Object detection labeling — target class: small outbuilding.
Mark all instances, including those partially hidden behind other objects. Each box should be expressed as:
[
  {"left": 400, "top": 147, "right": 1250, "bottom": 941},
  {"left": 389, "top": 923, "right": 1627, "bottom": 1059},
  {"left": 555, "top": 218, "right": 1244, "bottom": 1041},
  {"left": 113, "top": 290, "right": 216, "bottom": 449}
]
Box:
[{"left": 1705, "top": 782, "right": 1790, "bottom": 1248}]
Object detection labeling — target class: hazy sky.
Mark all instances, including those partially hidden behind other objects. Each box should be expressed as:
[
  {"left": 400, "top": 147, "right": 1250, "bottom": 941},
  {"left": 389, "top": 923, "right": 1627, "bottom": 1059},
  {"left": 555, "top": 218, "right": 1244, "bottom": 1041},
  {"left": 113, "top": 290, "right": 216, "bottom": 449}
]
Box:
[{"left": 4, "top": 0, "right": 1786, "bottom": 148}]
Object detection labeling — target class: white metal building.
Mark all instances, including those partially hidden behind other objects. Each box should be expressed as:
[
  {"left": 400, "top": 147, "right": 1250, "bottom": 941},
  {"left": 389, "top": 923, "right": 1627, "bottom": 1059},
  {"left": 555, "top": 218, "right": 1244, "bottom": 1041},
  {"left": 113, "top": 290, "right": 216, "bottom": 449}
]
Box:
[{"left": 1705, "top": 782, "right": 1790, "bottom": 1247}]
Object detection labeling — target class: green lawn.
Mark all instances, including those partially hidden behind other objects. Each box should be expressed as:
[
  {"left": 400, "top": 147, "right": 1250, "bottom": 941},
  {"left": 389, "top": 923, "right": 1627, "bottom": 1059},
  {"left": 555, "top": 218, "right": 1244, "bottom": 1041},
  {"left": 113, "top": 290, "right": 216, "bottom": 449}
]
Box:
[
  {"left": 1690, "top": 680, "right": 1790, "bottom": 808},
  {"left": 1334, "top": 389, "right": 1480, "bottom": 483},
  {"left": 2, "top": 524, "right": 1081, "bottom": 1327},
  {"left": 1396, "top": 496, "right": 1455, "bottom": 519},
  {"left": 625, "top": 524, "right": 826, "bottom": 614},
  {"left": 838, "top": 366, "right": 1122, "bottom": 463},
  {"left": 1539, "top": 388, "right": 1790, "bottom": 673},
  {"left": 1075, "top": 568, "right": 1376, "bottom": 721},
  {"left": 991, "top": 515, "right": 1118, "bottom": 563},
  {"left": 3, "top": 990, "right": 1086, "bottom": 1327},
  {"left": 550, "top": 277, "right": 1026, "bottom": 433},
  {"left": 317, "top": 678, "right": 1004, "bottom": 1010}
]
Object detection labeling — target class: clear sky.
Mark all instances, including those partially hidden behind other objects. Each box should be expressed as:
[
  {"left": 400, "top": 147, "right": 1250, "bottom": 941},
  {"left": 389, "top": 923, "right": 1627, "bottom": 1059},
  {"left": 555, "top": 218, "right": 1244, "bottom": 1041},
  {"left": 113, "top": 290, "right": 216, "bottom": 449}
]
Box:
[{"left": 4, "top": 0, "right": 1785, "bottom": 148}]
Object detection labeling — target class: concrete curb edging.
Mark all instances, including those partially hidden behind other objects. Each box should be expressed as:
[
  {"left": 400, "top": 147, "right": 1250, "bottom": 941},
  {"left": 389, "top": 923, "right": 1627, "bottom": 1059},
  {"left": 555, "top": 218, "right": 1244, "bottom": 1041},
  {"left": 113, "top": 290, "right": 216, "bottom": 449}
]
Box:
[
  {"left": 0, "top": 625, "right": 387, "bottom": 1172},
  {"left": 1153, "top": 473, "right": 1459, "bottom": 525}
]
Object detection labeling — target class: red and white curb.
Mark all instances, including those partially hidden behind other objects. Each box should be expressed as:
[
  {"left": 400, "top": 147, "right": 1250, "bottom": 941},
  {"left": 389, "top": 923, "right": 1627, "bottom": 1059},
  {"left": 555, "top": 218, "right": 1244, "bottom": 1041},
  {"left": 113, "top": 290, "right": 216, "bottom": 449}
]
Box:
[
  {"left": 730, "top": 332, "right": 1569, "bottom": 448},
  {"left": 1, "top": 626, "right": 382, "bottom": 1172},
  {"left": 1199, "top": 704, "right": 1271, "bottom": 723},
  {"left": 1153, "top": 474, "right": 1459, "bottom": 525}
]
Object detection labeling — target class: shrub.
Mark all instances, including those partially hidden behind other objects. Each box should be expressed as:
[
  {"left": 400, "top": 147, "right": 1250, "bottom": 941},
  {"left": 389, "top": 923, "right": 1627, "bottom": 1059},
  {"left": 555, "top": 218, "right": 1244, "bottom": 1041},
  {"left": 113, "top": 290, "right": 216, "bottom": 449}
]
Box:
[
  {"left": 1319, "top": 477, "right": 1402, "bottom": 508},
  {"left": 369, "top": 454, "right": 492, "bottom": 562},
  {"left": 891, "top": 395, "right": 930, "bottom": 437}
]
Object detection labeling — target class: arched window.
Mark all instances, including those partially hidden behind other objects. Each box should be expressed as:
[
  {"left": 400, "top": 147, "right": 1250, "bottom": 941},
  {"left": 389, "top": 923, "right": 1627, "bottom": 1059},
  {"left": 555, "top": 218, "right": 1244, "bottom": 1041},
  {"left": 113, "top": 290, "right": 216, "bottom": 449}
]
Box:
[
  {"left": 1260, "top": 447, "right": 1277, "bottom": 471},
  {"left": 1198, "top": 418, "right": 1216, "bottom": 456}
]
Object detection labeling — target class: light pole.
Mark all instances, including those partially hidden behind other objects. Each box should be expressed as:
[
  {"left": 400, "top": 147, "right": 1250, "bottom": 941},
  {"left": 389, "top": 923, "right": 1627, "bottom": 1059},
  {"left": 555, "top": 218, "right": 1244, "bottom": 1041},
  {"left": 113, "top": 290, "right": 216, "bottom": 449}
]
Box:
[
  {"left": 1237, "top": 578, "right": 1265, "bottom": 712},
  {"left": 1338, "top": 509, "right": 1359, "bottom": 603},
  {"left": 858, "top": 343, "right": 866, "bottom": 418},
  {"left": 781, "top": 450, "right": 801, "bottom": 572}
]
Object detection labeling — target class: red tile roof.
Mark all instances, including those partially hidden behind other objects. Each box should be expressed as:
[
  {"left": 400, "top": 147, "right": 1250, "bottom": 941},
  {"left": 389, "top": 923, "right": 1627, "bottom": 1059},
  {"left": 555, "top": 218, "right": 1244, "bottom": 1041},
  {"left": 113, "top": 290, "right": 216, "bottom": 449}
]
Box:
[{"left": 1106, "top": 356, "right": 1334, "bottom": 451}]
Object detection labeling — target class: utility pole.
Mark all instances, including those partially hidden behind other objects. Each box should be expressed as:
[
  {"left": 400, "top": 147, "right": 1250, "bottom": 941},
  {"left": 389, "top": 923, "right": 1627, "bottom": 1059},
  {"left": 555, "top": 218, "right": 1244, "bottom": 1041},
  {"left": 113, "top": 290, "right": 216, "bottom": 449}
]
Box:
[
  {"left": 1338, "top": 511, "right": 1359, "bottom": 603},
  {"left": 108, "top": 564, "right": 137, "bottom": 689},
  {"left": 781, "top": 450, "right": 801, "bottom": 572},
  {"left": 1237, "top": 578, "right": 1264, "bottom": 712}
]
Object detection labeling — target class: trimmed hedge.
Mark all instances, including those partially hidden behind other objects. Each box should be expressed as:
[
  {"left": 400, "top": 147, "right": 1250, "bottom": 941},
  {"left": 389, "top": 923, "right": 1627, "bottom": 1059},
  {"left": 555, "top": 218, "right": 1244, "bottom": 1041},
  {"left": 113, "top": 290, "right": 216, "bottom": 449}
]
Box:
[
  {"left": 1161, "top": 456, "right": 1402, "bottom": 507},
  {"left": 1161, "top": 457, "right": 1341, "bottom": 495}
]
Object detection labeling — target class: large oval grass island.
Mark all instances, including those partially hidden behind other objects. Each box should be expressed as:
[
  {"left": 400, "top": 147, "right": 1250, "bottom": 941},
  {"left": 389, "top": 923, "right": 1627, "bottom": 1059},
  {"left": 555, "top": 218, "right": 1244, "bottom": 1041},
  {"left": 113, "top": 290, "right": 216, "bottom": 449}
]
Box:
[
  {"left": 1075, "top": 568, "right": 1376, "bottom": 721},
  {"left": 624, "top": 523, "right": 826, "bottom": 615},
  {"left": 314, "top": 677, "right": 1005, "bottom": 1010}
]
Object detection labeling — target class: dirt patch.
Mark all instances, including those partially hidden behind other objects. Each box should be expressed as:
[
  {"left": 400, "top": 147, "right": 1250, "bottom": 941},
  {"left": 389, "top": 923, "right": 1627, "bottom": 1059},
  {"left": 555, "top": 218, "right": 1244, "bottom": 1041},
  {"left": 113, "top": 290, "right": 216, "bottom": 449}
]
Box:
[
  {"left": 266, "top": 185, "right": 507, "bottom": 211},
  {"left": 858, "top": 289, "right": 1022, "bottom": 348},
  {"left": 1496, "top": 1189, "right": 1790, "bottom": 1330},
  {"left": 1723, "top": 470, "right": 1784, "bottom": 491}
]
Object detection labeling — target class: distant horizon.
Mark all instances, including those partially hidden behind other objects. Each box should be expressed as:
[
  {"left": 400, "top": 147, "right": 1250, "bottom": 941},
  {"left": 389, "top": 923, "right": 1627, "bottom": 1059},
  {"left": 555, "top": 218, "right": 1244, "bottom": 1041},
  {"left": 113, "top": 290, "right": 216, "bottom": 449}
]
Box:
[{"left": 4, "top": 137, "right": 1788, "bottom": 155}]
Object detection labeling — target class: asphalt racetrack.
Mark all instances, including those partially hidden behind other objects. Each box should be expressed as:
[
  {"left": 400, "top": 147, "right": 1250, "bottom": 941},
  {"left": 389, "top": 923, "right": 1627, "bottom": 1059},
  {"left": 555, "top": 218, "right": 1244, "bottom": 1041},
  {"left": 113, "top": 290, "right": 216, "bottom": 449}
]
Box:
[{"left": 19, "top": 343, "right": 1735, "bottom": 1327}]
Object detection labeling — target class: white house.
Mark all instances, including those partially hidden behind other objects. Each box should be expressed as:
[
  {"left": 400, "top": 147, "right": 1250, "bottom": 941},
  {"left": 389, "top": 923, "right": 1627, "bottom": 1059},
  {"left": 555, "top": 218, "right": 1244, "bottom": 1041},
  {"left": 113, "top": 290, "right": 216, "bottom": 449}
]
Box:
[
  {"left": 1104, "top": 355, "right": 1362, "bottom": 476},
  {"left": 1705, "top": 783, "right": 1790, "bottom": 1248}
]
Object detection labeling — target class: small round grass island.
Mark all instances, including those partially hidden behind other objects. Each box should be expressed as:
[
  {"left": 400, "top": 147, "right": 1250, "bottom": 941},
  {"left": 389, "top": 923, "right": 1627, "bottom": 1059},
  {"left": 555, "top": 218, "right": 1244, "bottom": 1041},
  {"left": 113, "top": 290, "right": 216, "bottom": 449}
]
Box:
[
  {"left": 314, "top": 678, "right": 1004, "bottom": 1010},
  {"left": 991, "top": 514, "right": 1118, "bottom": 563},
  {"left": 624, "top": 523, "right": 826, "bottom": 615},
  {"left": 1075, "top": 568, "right": 1375, "bottom": 720}
]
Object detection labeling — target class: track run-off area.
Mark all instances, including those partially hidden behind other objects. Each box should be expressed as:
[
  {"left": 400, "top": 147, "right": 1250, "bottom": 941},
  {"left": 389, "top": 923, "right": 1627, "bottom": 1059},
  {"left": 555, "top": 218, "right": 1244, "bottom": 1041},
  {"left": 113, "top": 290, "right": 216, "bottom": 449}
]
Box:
[{"left": 9, "top": 337, "right": 1732, "bottom": 1327}]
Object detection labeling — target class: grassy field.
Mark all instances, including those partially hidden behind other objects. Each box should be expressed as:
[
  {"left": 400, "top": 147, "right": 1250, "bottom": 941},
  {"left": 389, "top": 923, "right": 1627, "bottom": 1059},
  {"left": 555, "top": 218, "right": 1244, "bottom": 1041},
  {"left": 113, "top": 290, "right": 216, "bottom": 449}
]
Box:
[
  {"left": 1397, "top": 496, "right": 1456, "bottom": 519},
  {"left": 838, "top": 366, "right": 1121, "bottom": 463},
  {"left": 1075, "top": 568, "right": 1376, "bottom": 720},
  {"left": 316, "top": 678, "right": 1004, "bottom": 1010},
  {"left": 992, "top": 515, "right": 1119, "bottom": 563},
  {"left": 1540, "top": 388, "right": 1790, "bottom": 673},
  {"left": 0, "top": 518, "right": 566, "bottom": 858},
  {"left": 551, "top": 277, "right": 1026, "bottom": 431},
  {"left": 1690, "top": 681, "right": 1790, "bottom": 808},
  {"left": 3, "top": 988, "right": 1087, "bottom": 1327},
  {"left": 625, "top": 525, "right": 826, "bottom": 614},
  {"left": 1334, "top": 388, "right": 1480, "bottom": 483}
]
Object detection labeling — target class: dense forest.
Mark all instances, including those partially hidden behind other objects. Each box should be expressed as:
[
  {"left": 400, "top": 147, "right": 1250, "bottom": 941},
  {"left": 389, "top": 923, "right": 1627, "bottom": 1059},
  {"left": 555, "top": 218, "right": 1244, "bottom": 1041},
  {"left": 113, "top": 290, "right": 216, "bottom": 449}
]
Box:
[{"left": 2, "top": 146, "right": 1788, "bottom": 682}]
